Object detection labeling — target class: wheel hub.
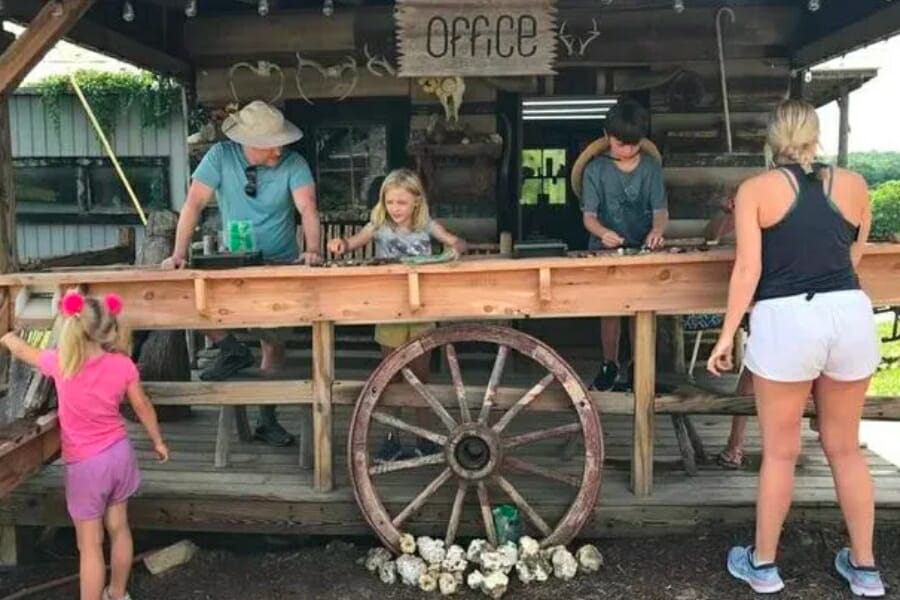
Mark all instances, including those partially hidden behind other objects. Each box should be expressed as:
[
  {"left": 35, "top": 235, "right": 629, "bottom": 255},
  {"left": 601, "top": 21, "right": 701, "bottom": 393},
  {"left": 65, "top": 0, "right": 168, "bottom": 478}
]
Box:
[{"left": 445, "top": 423, "right": 502, "bottom": 481}]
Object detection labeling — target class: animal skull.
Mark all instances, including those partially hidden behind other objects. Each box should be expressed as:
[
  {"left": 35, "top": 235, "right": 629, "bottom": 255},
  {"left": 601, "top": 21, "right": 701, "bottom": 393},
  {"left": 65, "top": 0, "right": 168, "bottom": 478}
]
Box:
[
  {"left": 294, "top": 54, "right": 359, "bottom": 105},
  {"left": 418, "top": 76, "right": 466, "bottom": 123}
]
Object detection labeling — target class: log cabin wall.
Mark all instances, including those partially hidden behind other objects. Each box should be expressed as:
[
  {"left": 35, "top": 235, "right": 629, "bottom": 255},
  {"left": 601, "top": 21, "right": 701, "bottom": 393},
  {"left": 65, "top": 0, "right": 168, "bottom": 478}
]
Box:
[{"left": 187, "top": 3, "right": 800, "bottom": 232}]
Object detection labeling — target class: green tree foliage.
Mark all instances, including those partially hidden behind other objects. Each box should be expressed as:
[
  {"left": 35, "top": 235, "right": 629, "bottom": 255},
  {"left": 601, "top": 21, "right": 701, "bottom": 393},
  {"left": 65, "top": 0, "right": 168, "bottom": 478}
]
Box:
[{"left": 871, "top": 180, "right": 900, "bottom": 241}]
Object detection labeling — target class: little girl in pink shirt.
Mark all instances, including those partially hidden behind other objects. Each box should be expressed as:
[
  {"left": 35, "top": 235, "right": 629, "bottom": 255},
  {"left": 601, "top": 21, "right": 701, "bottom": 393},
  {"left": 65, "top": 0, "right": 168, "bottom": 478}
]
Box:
[{"left": 2, "top": 291, "right": 168, "bottom": 600}]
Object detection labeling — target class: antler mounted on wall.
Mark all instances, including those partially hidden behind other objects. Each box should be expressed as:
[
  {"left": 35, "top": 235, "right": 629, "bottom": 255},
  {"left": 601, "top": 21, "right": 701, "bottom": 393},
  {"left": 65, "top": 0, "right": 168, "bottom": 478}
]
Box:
[
  {"left": 363, "top": 43, "right": 397, "bottom": 78},
  {"left": 557, "top": 18, "right": 601, "bottom": 57},
  {"left": 228, "top": 60, "right": 285, "bottom": 106},
  {"left": 294, "top": 54, "right": 359, "bottom": 105}
]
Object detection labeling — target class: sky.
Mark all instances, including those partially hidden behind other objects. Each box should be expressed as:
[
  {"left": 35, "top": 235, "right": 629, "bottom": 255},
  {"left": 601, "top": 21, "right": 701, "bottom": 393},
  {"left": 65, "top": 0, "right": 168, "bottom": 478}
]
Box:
[{"left": 817, "top": 33, "right": 900, "bottom": 154}]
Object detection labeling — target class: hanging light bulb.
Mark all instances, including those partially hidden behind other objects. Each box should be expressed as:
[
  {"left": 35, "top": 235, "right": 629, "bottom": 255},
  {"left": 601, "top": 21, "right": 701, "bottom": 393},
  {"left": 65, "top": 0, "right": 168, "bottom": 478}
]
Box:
[
  {"left": 322, "top": 0, "right": 334, "bottom": 16},
  {"left": 122, "top": 0, "right": 135, "bottom": 22},
  {"left": 50, "top": 0, "right": 64, "bottom": 17},
  {"left": 808, "top": 0, "right": 821, "bottom": 11},
  {"left": 185, "top": 0, "right": 197, "bottom": 18},
  {"left": 673, "top": 0, "right": 685, "bottom": 13},
  {"left": 804, "top": 70, "right": 813, "bottom": 83},
  {"left": 258, "top": 0, "right": 269, "bottom": 16}
]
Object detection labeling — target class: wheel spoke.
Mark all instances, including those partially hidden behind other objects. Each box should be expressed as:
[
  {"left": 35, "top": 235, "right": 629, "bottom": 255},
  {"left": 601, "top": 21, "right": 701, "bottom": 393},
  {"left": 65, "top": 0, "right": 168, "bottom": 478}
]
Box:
[
  {"left": 476, "top": 481, "right": 498, "bottom": 546},
  {"left": 445, "top": 481, "right": 468, "bottom": 546},
  {"left": 503, "top": 456, "right": 580, "bottom": 488},
  {"left": 478, "top": 345, "right": 509, "bottom": 424},
  {"left": 492, "top": 373, "right": 555, "bottom": 433},
  {"left": 445, "top": 344, "right": 471, "bottom": 423},
  {"left": 503, "top": 422, "right": 582, "bottom": 449},
  {"left": 494, "top": 475, "right": 552, "bottom": 537},
  {"left": 392, "top": 467, "right": 453, "bottom": 528},
  {"left": 371, "top": 410, "right": 447, "bottom": 446},
  {"left": 401, "top": 368, "right": 458, "bottom": 431},
  {"left": 369, "top": 453, "right": 446, "bottom": 476}
]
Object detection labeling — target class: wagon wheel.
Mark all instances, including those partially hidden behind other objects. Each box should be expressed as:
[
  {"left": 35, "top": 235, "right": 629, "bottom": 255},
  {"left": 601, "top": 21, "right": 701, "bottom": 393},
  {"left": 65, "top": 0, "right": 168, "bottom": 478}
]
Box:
[{"left": 348, "top": 324, "right": 604, "bottom": 552}]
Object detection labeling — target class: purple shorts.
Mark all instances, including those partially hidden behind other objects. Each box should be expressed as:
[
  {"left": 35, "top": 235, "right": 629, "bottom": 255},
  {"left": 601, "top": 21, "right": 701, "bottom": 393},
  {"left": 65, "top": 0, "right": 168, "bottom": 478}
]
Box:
[{"left": 64, "top": 437, "right": 141, "bottom": 521}]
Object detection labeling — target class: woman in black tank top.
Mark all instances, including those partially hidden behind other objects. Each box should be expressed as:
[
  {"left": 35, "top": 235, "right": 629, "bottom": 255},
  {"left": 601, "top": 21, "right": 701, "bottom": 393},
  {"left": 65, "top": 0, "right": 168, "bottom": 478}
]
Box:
[{"left": 705, "top": 100, "right": 884, "bottom": 596}]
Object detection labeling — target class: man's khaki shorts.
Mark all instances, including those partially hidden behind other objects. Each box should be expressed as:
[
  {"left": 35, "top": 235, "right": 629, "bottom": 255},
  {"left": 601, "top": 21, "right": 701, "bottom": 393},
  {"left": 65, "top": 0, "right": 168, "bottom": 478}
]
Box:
[{"left": 374, "top": 322, "right": 436, "bottom": 349}]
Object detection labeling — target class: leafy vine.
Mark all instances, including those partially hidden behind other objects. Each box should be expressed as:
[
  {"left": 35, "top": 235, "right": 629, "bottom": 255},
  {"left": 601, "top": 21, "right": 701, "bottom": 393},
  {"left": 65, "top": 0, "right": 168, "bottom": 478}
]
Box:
[{"left": 32, "top": 70, "right": 182, "bottom": 137}]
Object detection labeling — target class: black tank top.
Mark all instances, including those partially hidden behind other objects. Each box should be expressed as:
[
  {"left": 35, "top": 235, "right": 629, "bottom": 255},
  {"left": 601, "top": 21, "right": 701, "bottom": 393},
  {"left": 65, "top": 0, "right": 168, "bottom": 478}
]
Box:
[{"left": 755, "top": 163, "right": 860, "bottom": 301}]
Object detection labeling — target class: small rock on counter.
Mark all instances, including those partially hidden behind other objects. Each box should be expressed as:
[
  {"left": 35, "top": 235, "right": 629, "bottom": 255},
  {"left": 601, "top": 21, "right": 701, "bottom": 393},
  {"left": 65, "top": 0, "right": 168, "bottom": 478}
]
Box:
[
  {"left": 551, "top": 547, "right": 578, "bottom": 581},
  {"left": 576, "top": 544, "right": 604, "bottom": 572},
  {"left": 419, "top": 571, "right": 438, "bottom": 592},
  {"left": 378, "top": 560, "right": 397, "bottom": 585},
  {"left": 399, "top": 533, "right": 417, "bottom": 555},
  {"left": 442, "top": 544, "right": 468, "bottom": 573},
  {"left": 396, "top": 554, "right": 426, "bottom": 586},
  {"left": 364, "top": 547, "right": 392, "bottom": 573},
  {"left": 439, "top": 571, "right": 459, "bottom": 596},
  {"left": 482, "top": 570, "right": 510, "bottom": 599},
  {"left": 417, "top": 536, "right": 447, "bottom": 565}
]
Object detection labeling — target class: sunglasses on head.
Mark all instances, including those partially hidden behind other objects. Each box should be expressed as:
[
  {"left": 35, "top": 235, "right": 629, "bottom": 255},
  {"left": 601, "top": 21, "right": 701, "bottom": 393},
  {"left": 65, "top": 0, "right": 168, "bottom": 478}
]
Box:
[{"left": 245, "top": 166, "right": 258, "bottom": 198}]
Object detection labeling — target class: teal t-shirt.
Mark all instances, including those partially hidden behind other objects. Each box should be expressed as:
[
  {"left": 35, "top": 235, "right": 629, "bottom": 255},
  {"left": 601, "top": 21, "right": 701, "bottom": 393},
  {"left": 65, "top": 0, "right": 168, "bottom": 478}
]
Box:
[{"left": 192, "top": 141, "right": 314, "bottom": 261}]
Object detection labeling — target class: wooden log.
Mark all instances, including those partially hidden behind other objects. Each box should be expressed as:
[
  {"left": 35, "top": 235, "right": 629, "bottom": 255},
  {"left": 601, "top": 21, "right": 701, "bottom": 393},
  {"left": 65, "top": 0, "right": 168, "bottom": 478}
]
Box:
[
  {"left": 312, "top": 322, "right": 334, "bottom": 490},
  {"left": 214, "top": 406, "right": 233, "bottom": 469},
  {"left": 632, "top": 311, "right": 656, "bottom": 496},
  {"left": 19, "top": 230, "right": 136, "bottom": 272},
  {"left": 0, "top": 413, "right": 60, "bottom": 497},
  {"left": 0, "top": 0, "right": 95, "bottom": 95}
]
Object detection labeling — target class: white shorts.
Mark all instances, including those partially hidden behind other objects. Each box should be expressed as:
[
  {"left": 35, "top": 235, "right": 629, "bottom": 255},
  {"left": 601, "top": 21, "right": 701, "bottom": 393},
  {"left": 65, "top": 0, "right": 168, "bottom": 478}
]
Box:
[{"left": 744, "top": 289, "right": 880, "bottom": 383}]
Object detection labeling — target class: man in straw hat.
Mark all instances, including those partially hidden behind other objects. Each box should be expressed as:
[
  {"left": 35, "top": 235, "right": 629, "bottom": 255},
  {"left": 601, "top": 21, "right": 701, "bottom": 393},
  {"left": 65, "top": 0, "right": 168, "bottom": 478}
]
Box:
[{"left": 162, "top": 100, "right": 320, "bottom": 446}]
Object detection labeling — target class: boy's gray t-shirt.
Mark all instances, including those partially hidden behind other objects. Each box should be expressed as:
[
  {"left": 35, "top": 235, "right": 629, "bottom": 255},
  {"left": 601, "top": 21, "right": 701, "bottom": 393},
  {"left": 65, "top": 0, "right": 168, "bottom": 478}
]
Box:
[
  {"left": 372, "top": 220, "right": 436, "bottom": 258},
  {"left": 581, "top": 154, "right": 667, "bottom": 248}
]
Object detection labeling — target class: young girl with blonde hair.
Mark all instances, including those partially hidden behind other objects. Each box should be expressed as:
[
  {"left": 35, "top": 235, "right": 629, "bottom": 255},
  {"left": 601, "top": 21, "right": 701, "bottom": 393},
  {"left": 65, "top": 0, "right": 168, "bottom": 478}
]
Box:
[
  {"left": 2, "top": 292, "right": 168, "bottom": 600},
  {"left": 708, "top": 99, "right": 884, "bottom": 596},
  {"left": 328, "top": 168, "right": 466, "bottom": 460}
]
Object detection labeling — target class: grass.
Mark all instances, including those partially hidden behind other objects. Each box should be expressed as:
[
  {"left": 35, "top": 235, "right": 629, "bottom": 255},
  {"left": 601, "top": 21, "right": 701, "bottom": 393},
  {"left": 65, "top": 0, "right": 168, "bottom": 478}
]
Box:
[{"left": 871, "top": 322, "right": 900, "bottom": 395}]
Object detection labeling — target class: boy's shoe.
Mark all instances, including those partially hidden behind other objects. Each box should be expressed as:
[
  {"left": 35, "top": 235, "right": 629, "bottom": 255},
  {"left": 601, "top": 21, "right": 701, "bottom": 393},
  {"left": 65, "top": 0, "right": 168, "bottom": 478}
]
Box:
[
  {"left": 200, "top": 335, "right": 255, "bottom": 381},
  {"left": 835, "top": 548, "right": 885, "bottom": 597},
  {"left": 590, "top": 361, "right": 619, "bottom": 391},
  {"left": 726, "top": 545, "right": 784, "bottom": 594}
]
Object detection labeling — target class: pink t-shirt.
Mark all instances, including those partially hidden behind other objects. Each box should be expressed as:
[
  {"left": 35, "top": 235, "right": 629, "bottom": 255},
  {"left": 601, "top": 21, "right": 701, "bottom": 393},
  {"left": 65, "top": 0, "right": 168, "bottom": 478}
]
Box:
[{"left": 38, "top": 350, "right": 139, "bottom": 463}]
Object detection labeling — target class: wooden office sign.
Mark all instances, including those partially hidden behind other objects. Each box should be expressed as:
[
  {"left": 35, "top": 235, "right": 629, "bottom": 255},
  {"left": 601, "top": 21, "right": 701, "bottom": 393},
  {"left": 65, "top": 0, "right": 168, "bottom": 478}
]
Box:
[{"left": 396, "top": 0, "right": 557, "bottom": 77}]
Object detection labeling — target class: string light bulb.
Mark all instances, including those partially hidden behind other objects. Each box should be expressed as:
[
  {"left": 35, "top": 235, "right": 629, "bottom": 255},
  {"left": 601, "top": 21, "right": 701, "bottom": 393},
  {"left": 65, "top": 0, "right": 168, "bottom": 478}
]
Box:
[
  {"left": 804, "top": 70, "right": 813, "bottom": 83},
  {"left": 808, "top": 0, "right": 821, "bottom": 11},
  {"left": 258, "top": 0, "right": 269, "bottom": 16},
  {"left": 122, "top": 0, "right": 135, "bottom": 22},
  {"left": 322, "top": 0, "right": 334, "bottom": 16},
  {"left": 50, "top": 0, "right": 64, "bottom": 17},
  {"left": 185, "top": 0, "right": 197, "bottom": 18},
  {"left": 673, "top": 0, "right": 685, "bottom": 13}
]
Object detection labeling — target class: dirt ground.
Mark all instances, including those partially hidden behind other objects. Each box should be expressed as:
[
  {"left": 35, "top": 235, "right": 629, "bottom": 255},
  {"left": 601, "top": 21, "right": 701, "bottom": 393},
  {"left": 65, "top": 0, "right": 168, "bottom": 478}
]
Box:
[{"left": 1, "top": 522, "right": 895, "bottom": 600}]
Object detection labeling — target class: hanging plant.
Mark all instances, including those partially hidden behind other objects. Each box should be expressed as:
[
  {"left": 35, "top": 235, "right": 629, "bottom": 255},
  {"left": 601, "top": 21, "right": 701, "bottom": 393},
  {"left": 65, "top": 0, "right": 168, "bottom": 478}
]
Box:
[{"left": 32, "top": 70, "right": 182, "bottom": 137}]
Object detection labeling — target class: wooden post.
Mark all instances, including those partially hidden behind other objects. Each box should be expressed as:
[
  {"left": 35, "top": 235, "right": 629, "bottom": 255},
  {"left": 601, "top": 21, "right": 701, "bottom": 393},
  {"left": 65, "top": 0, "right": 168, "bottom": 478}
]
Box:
[
  {"left": 0, "top": 525, "right": 17, "bottom": 566},
  {"left": 837, "top": 87, "right": 850, "bottom": 168},
  {"left": 0, "top": 0, "right": 95, "bottom": 95},
  {"left": 632, "top": 311, "right": 656, "bottom": 496},
  {"left": 312, "top": 321, "right": 334, "bottom": 490}
]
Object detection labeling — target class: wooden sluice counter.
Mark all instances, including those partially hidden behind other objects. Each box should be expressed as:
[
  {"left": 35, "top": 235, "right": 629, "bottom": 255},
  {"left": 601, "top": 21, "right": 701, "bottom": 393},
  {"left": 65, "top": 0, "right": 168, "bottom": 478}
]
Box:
[{"left": 1, "top": 245, "right": 899, "bottom": 513}]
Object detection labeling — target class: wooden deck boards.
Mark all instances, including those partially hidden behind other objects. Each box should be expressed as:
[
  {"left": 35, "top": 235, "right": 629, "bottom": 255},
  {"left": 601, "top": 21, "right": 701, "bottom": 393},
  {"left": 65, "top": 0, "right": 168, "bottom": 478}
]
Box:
[{"left": 4, "top": 406, "right": 900, "bottom": 537}]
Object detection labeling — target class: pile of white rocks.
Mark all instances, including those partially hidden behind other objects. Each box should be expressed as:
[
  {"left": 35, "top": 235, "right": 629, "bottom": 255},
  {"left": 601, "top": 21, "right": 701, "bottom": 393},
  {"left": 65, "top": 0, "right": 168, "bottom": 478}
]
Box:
[{"left": 363, "top": 534, "right": 604, "bottom": 598}]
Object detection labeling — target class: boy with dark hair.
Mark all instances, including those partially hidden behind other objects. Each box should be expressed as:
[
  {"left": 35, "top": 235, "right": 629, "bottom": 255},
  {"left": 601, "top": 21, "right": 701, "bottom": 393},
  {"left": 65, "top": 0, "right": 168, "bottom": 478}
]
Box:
[{"left": 582, "top": 99, "right": 668, "bottom": 390}]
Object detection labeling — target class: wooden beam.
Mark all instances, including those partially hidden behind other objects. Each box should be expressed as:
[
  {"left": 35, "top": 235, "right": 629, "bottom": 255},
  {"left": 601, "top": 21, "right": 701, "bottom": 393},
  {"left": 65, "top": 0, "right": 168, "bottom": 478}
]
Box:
[
  {"left": 837, "top": 88, "right": 850, "bottom": 168},
  {"left": 312, "top": 321, "right": 334, "bottom": 492},
  {"left": 19, "top": 236, "right": 136, "bottom": 272},
  {"left": 631, "top": 311, "right": 656, "bottom": 497},
  {"left": 0, "top": 413, "right": 60, "bottom": 497},
  {"left": 793, "top": 3, "right": 900, "bottom": 68},
  {"left": 0, "top": 0, "right": 95, "bottom": 95}
]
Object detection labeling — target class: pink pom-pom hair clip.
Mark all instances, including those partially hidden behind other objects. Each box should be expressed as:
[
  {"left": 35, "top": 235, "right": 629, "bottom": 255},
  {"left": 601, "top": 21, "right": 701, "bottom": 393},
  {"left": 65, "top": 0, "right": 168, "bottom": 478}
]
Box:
[
  {"left": 59, "top": 291, "right": 85, "bottom": 317},
  {"left": 104, "top": 294, "right": 124, "bottom": 317}
]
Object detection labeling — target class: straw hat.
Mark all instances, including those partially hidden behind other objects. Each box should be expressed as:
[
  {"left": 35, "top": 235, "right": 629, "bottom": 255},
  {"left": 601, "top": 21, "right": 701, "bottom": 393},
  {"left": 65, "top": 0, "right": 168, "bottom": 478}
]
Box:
[
  {"left": 221, "top": 100, "right": 303, "bottom": 148},
  {"left": 570, "top": 136, "right": 662, "bottom": 199}
]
